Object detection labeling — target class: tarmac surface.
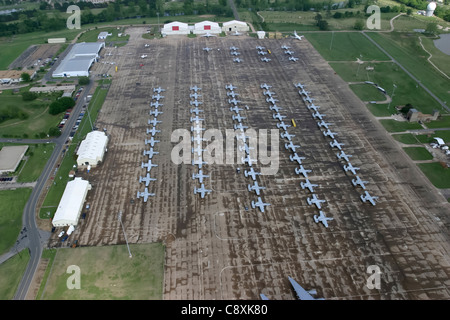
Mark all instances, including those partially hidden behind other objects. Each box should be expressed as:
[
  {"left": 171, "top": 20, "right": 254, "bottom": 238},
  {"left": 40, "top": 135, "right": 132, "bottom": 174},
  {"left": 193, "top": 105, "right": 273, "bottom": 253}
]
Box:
[{"left": 50, "top": 28, "right": 450, "bottom": 300}]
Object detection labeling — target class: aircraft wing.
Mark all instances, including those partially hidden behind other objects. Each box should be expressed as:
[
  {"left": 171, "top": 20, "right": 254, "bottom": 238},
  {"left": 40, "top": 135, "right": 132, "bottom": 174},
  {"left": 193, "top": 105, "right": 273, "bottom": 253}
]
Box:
[
  {"left": 288, "top": 277, "right": 316, "bottom": 300},
  {"left": 260, "top": 294, "right": 270, "bottom": 300}
]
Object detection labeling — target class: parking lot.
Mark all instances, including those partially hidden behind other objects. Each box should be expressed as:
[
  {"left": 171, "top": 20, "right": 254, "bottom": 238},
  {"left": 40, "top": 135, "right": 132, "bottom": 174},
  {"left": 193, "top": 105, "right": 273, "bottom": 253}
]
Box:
[{"left": 53, "top": 28, "right": 450, "bottom": 300}]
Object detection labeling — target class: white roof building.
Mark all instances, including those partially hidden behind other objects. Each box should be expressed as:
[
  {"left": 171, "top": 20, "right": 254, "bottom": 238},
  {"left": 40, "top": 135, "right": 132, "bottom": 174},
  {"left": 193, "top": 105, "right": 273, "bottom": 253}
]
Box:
[
  {"left": 161, "top": 21, "right": 190, "bottom": 36},
  {"left": 434, "top": 137, "right": 445, "bottom": 146},
  {"left": 222, "top": 20, "right": 249, "bottom": 33},
  {"left": 98, "top": 31, "right": 109, "bottom": 39},
  {"left": 76, "top": 130, "right": 108, "bottom": 167},
  {"left": 52, "top": 42, "right": 105, "bottom": 78},
  {"left": 52, "top": 178, "right": 92, "bottom": 227},
  {"left": 193, "top": 20, "right": 221, "bottom": 35}
]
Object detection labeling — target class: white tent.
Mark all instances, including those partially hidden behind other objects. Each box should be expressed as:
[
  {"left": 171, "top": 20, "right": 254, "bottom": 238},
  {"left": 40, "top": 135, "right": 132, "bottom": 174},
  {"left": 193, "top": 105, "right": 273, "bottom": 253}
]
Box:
[
  {"left": 193, "top": 20, "right": 221, "bottom": 35},
  {"left": 76, "top": 130, "right": 108, "bottom": 167},
  {"left": 222, "top": 20, "right": 249, "bottom": 33},
  {"left": 52, "top": 178, "right": 92, "bottom": 227},
  {"left": 434, "top": 137, "right": 445, "bottom": 146},
  {"left": 161, "top": 21, "right": 190, "bottom": 36}
]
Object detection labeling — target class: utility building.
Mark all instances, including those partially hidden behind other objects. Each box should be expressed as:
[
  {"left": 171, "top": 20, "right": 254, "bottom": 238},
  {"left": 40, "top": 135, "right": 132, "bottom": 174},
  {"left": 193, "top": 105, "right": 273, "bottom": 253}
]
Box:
[
  {"left": 76, "top": 130, "right": 108, "bottom": 168},
  {"left": 52, "top": 177, "right": 92, "bottom": 227},
  {"left": 222, "top": 20, "right": 249, "bottom": 33},
  {"left": 161, "top": 21, "right": 190, "bottom": 36},
  {"left": 193, "top": 20, "right": 221, "bottom": 35}
]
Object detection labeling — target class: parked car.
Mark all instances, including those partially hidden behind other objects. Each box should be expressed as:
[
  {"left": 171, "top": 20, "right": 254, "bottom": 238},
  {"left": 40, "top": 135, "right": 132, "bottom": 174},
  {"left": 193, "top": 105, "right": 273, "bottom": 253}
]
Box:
[{"left": 58, "top": 230, "right": 65, "bottom": 238}]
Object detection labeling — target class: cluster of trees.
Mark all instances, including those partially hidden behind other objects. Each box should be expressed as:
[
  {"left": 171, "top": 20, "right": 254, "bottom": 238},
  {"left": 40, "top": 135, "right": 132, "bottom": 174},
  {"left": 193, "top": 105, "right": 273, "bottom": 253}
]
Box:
[
  {"left": 0, "top": 0, "right": 232, "bottom": 37},
  {"left": 0, "top": 105, "right": 28, "bottom": 124},
  {"left": 49, "top": 97, "right": 75, "bottom": 115}
]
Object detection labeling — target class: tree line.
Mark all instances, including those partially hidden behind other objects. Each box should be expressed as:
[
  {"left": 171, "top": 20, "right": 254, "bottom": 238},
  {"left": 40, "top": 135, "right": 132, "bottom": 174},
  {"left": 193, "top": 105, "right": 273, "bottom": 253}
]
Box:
[{"left": 0, "top": 0, "right": 232, "bottom": 37}]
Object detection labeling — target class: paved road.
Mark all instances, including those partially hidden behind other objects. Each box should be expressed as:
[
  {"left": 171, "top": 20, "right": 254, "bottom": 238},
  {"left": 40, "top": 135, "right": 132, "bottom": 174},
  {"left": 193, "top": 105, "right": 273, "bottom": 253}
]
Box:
[
  {"left": 361, "top": 31, "right": 450, "bottom": 114},
  {"left": 11, "top": 78, "right": 94, "bottom": 300}
]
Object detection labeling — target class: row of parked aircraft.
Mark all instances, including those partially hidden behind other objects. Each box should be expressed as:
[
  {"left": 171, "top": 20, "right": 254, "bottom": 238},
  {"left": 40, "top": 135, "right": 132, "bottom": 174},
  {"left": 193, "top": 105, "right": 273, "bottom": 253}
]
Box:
[
  {"left": 137, "top": 86, "right": 166, "bottom": 202},
  {"left": 280, "top": 45, "right": 299, "bottom": 62},
  {"left": 295, "top": 82, "right": 378, "bottom": 206},
  {"left": 255, "top": 46, "right": 272, "bottom": 63},
  {"left": 230, "top": 46, "right": 243, "bottom": 63},
  {"left": 189, "top": 85, "right": 212, "bottom": 199},
  {"left": 261, "top": 83, "right": 333, "bottom": 227},
  {"left": 226, "top": 83, "right": 271, "bottom": 213}
]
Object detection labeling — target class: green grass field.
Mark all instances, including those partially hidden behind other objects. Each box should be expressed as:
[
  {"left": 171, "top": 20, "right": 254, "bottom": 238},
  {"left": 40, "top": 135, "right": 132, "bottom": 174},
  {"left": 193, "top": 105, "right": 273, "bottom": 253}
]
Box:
[
  {"left": 0, "top": 188, "right": 32, "bottom": 255},
  {"left": 305, "top": 32, "right": 390, "bottom": 61},
  {"left": 329, "top": 61, "right": 442, "bottom": 115},
  {"left": 392, "top": 133, "right": 420, "bottom": 144},
  {"left": 0, "top": 89, "right": 65, "bottom": 139},
  {"left": 403, "top": 147, "right": 433, "bottom": 160},
  {"left": 0, "top": 249, "right": 30, "bottom": 300},
  {"left": 366, "top": 32, "right": 450, "bottom": 107},
  {"left": 38, "top": 243, "right": 165, "bottom": 300},
  {"left": 416, "top": 130, "right": 450, "bottom": 144},
  {"left": 417, "top": 162, "right": 450, "bottom": 188},
  {"left": 379, "top": 119, "right": 422, "bottom": 132},
  {"left": 349, "top": 83, "right": 386, "bottom": 102}
]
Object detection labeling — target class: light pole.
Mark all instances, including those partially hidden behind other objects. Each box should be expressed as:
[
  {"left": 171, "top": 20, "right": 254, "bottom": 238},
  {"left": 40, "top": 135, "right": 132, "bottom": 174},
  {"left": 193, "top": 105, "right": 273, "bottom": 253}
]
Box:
[
  {"left": 157, "top": 12, "right": 160, "bottom": 34},
  {"left": 118, "top": 211, "right": 132, "bottom": 258},
  {"left": 387, "top": 83, "right": 397, "bottom": 111}
]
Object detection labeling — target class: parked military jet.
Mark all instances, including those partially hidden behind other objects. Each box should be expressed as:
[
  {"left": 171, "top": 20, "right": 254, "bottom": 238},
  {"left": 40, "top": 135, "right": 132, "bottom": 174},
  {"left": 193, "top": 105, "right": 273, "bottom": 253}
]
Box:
[
  {"left": 225, "top": 84, "right": 237, "bottom": 90},
  {"left": 336, "top": 150, "right": 352, "bottom": 162},
  {"left": 190, "top": 107, "right": 204, "bottom": 115},
  {"left": 360, "top": 191, "right": 378, "bottom": 205},
  {"left": 190, "top": 85, "right": 201, "bottom": 92},
  {"left": 230, "top": 105, "right": 243, "bottom": 113},
  {"left": 190, "top": 92, "right": 202, "bottom": 99},
  {"left": 277, "top": 121, "right": 291, "bottom": 131},
  {"left": 153, "top": 87, "right": 165, "bottom": 93},
  {"left": 292, "top": 30, "right": 304, "bottom": 40},
  {"left": 241, "top": 155, "right": 257, "bottom": 166},
  {"left": 280, "top": 131, "right": 295, "bottom": 141},
  {"left": 289, "top": 56, "right": 299, "bottom": 62},
  {"left": 148, "top": 118, "right": 162, "bottom": 126},
  {"left": 137, "top": 187, "right": 155, "bottom": 202},
  {"left": 141, "top": 160, "right": 158, "bottom": 172},
  {"left": 228, "top": 97, "right": 241, "bottom": 105},
  {"left": 248, "top": 181, "right": 266, "bottom": 196},
  {"left": 143, "top": 147, "right": 159, "bottom": 159},
  {"left": 149, "top": 109, "right": 163, "bottom": 117},
  {"left": 232, "top": 113, "right": 246, "bottom": 123},
  {"left": 150, "top": 101, "right": 163, "bottom": 108},
  {"left": 152, "top": 93, "right": 164, "bottom": 101},
  {"left": 344, "top": 163, "right": 360, "bottom": 175},
  {"left": 300, "top": 178, "right": 318, "bottom": 193},
  {"left": 260, "top": 83, "right": 272, "bottom": 90},
  {"left": 285, "top": 141, "right": 300, "bottom": 152},
  {"left": 295, "top": 165, "right": 311, "bottom": 178},
  {"left": 190, "top": 115, "right": 204, "bottom": 124},
  {"left": 145, "top": 137, "right": 159, "bottom": 147},
  {"left": 139, "top": 173, "right": 157, "bottom": 187},
  {"left": 273, "top": 113, "right": 286, "bottom": 121},
  {"left": 330, "top": 139, "right": 345, "bottom": 150},
  {"left": 251, "top": 197, "right": 270, "bottom": 213},
  {"left": 192, "top": 170, "right": 209, "bottom": 184},
  {"left": 244, "top": 168, "right": 261, "bottom": 181},
  {"left": 352, "top": 175, "right": 369, "bottom": 190},
  {"left": 190, "top": 100, "right": 203, "bottom": 107},
  {"left": 314, "top": 211, "right": 333, "bottom": 228},
  {"left": 194, "top": 183, "right": 212, "bottom": 198},
  {"left": 307, "top": 194, "right": 326, "bottom": 210},
  {"left": 146, "top": 127, "right": 160, "bottom": 136},
  {"left": 322, "top": 129, "right": 337, "bottom": 139},
  {"left": 290, "top": 153, "right": 306, "bottom": 164}
]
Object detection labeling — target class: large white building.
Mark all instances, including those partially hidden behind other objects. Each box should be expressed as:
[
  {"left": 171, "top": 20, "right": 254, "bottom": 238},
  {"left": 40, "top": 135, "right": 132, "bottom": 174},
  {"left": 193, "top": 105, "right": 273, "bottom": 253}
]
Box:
[
  {"left": 161, "top": 21, "right": 190, "bottom": 36},
  {"left": 193, "top": 20, "right": 221, "bottom": 35},
  {"left": 52, "top": 42, "right": 105, "bottom": 78},
  {"left": 76, "top": 130, "right": 108, "bottom": 167},
  {"left": 222, "top": 20, "right": 249, "bottom": 33},
  {"left": 52, "top": 177, "right": 92, "bottom": 227}
]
